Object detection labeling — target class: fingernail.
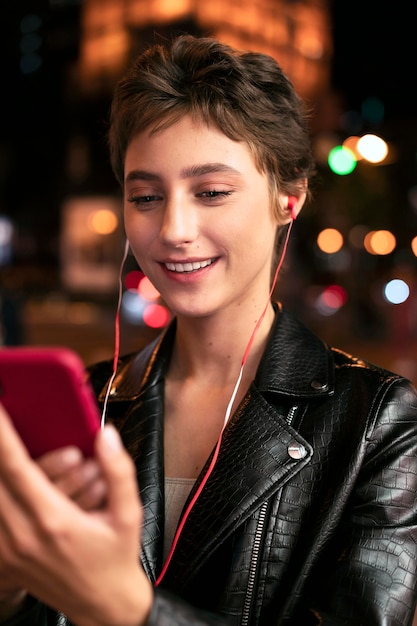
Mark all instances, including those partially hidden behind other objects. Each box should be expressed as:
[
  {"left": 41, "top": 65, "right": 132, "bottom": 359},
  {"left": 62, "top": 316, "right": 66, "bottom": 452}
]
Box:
[{"left": 102, "top": 424, "right": 122, "bottom": 454}]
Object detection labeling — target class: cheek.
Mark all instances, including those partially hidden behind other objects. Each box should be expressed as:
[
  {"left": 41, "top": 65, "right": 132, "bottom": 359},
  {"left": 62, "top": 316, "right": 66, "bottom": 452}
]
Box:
[
  {"left": 123, "top": 212, "right": 151, "bottom": 265},
  {"left": 124, "top": 206, "right": 148, "bottom": 242},
  {"left": 124, "top": 215, "right": 136, "bottom": 244},
  {"left": 246, "top": 199, "right": 278, "bottom": 244}
]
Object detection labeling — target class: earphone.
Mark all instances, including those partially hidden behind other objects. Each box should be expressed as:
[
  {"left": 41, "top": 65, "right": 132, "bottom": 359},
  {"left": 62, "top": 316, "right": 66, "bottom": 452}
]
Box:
[{"left": 287, "top": 195, "right": 298, "bottom": 221}]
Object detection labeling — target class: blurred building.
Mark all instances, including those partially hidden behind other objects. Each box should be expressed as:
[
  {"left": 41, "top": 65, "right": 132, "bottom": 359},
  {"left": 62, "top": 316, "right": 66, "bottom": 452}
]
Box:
[
  {"left": 2, "top": 0, "right": 336, "bottom": 275},
  {"left": 76, "top": 0, "right": 332, "bottom": 102},
  {"left": 66, "top": 0, "right": 334, "bottom": 202},
  {"left": 1, "top": 0, "right": 416, "bottom": 383}
]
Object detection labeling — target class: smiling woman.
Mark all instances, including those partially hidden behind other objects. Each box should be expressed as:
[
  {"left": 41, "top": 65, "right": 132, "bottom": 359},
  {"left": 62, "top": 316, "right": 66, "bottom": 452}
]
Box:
[
  {"left": 123, "top": 115, "right": 279, "bottom": 322},
  {"left": 0, "top": 34, "right": 416, "bottom": 626}
]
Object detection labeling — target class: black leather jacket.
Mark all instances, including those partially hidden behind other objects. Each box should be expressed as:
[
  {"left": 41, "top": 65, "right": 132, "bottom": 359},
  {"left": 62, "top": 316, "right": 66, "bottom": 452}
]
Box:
[{"left": 6, "top": 306, "right": 417, "bottom": 626}]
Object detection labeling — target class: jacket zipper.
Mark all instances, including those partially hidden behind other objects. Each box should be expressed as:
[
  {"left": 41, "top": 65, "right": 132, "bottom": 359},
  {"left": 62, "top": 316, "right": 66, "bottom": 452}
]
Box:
[
  {"left": 241, "top": 499, "right": 269, "bottom": 626},
  {"left": 286, "top": 404, "right": 298, "bottom": 427},
  {"left": 240, "top": 405, "right": 299, "bottom": 626}
]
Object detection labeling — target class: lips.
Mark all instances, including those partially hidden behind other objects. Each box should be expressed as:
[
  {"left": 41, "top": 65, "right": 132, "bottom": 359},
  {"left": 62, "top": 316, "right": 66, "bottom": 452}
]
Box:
[{"left": 164, "top": 259, "right": 215, "bottom": 273}]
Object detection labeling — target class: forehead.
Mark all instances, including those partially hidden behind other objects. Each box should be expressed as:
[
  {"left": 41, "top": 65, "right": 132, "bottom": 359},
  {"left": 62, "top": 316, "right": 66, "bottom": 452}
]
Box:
[{"left": 124, "top": 115, "right": 261, "bottom": 177}]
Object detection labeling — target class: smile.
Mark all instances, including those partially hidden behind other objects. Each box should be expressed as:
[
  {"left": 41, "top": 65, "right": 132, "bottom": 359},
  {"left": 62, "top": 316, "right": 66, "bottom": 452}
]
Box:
[{"left": 164, "top": 259, "right": 215, "bottom": 273}]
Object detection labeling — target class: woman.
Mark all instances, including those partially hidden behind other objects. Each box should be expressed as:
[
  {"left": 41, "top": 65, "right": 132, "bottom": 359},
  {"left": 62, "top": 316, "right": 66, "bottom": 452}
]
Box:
[{"left": 0, "top": 35, "right": 417, "bottom": 626}]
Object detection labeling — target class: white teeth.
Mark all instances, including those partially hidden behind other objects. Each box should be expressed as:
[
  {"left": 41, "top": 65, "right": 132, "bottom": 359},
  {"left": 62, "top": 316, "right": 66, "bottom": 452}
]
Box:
[{"left": 165, "top": 259, "right": 213, "bottom": 273}]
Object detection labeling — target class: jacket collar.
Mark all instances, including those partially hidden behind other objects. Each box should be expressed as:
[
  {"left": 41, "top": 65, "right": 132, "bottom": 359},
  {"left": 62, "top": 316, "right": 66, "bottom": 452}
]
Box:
[
  {"left": 102, "top": 303, "right": 334, "bottom": 403},
  {"left": 98, "top": 304, "right": 334, "bottom": 584},
  {"left": 255, "top": 303, "right": 334, "bottom": 398}
]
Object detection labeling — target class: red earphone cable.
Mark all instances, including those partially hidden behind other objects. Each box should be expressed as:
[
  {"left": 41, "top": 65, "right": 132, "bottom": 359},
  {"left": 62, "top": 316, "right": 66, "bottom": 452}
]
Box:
[{"left": 241, "top": 217, "right": 294, "bottom": 366}]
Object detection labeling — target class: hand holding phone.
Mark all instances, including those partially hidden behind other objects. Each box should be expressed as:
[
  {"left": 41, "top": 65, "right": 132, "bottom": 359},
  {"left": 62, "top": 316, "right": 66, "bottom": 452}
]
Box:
[{"left": 0, "top": 346, "right": 101, "bottom": 458}]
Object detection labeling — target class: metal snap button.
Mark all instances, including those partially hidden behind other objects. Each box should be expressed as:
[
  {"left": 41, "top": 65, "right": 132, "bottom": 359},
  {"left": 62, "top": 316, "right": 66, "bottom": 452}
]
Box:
[
  {"left": 288, "top": 442, "right": 307, "bottom": 459},
  {"left": 310, "top": 380, "right": 328, "bottom": 391}
]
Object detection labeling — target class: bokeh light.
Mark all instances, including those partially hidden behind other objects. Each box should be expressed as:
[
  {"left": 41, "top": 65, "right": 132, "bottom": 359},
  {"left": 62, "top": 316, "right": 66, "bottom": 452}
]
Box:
[
  {"left": 383, "top": 279, "right": 410, "bottom": 304},
  {"left": 343, "top": 136, "right": 363, "bottom": 161},
  {"left": 361, "top": 97, "right": 385, "bottom": 125},
  {"left": 356, "top": 134, "right": 388, "bottom": 163},
  {"left": 121, "top": 271, "right": 169, "bottom": 328},
  {"left": 124, "top": 270, "right": 145, "bottom": 290},
  {"left": 138, "top": 276, "right": 160, "bottom": 300},
  {"left": 121, "top": 290, "right": 147, "bottom": 323},
  {"left": 143, "top": 303, "right": 171, "bottom": 328},
  {"left": 328, "top": 145, "right": 357, "bottom": 175},
  {"left": 88, "top": 209, "right": 119, "bottom": 234},
  {"left": 364, "top": 230, "right": 396, "bottom": 255},
  {"left": 411, "top": 235, "right": 417, "bottom": 257},
  {"left": 316, "top": 228, "right": 344, "bottom": 253},
  {"left": 316, "top": 284, "right": 348, "bottom": 316},
  {"left": 348, "top": 224, "right": 369, "bottom": 249},
  {"left": 0, "top": 216, "right": 13, "bottom": 265}
]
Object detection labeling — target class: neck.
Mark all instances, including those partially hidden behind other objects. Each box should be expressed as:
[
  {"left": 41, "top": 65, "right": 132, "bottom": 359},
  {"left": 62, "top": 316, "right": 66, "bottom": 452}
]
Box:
[{"left": 169, "top": 302, "right": 276, "bottom": 386}]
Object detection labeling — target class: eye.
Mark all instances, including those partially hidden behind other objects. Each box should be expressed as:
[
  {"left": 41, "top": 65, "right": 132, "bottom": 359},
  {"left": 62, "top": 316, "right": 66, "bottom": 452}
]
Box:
[
  {"left": 197, "top": 190, "right": 232, "bottom": 199},
  {"left": 127, "top": 194, "right": 161, "bottom": 208}
]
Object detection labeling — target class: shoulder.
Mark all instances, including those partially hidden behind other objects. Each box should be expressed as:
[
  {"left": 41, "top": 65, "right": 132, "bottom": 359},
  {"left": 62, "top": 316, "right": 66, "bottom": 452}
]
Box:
[
  {"left": 330, "top": 344, "right": 415, "bottom": 394},
  {"left": 269, "top": 305, "right": 417, "bottom": 407},
  {"left": 329, "top": 345, "right": 417, "bottom": 423}
]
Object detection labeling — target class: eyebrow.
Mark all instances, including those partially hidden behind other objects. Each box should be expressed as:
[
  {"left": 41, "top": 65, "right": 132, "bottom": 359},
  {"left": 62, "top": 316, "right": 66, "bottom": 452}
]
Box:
[
  {"left": 125, "top": 162, "right": 241, "bottom": 184},
  {"left": 181, "top": 163, "right": 241, "bottom": 178}
]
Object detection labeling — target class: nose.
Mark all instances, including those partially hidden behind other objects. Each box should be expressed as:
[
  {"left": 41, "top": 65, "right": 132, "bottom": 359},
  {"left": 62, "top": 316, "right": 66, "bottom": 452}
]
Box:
[{"left": 159, "top": 194, "right": 198, "bottom": 246}]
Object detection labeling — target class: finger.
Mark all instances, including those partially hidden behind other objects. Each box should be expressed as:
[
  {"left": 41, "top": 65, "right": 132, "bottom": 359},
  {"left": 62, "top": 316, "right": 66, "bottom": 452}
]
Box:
[
  {"left": 38, "top": 447, "right": 108, "bottom": 509},
  {"left": 55, "top": 459, "right": 108, "bottom": 509},
  {"left": 0, "top": 403, "right": 32, "bottom": 467},
  {"left": 95, "top": 425, "right": 142, "bottom": 528},
  {"left": 38, "top": 447, "right": 83, "bottom": 481},
  {"left": 0, "top": 404, "right": 74, "bottom": 517},
  {"left": 75, "top": 478, "right": 107, "bottom": 511},
  {"left": 0, "top": 405, "right": 56, "bottom": 550},
  {"left": 0, "top": 403, "right": 41, "bottom": 502},
  {"left": 49, "top": 458, "right": 101, "bottom": 497}
]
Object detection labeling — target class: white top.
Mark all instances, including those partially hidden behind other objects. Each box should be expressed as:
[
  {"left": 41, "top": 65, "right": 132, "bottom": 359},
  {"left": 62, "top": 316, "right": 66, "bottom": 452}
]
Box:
[{"left": 164, "top": 477, "right": 195, "bottom": 560}]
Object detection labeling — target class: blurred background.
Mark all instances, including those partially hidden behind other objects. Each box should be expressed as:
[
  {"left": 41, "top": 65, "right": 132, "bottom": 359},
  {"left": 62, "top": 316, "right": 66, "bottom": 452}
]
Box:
[{"left": 0, "top": 0, "right": 416, "bottom": 386}]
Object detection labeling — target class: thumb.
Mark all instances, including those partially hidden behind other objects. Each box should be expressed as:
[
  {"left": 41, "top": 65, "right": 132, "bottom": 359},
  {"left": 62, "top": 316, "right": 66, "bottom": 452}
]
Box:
[{"left": 95, "top": 425, "right": 142, "bottom": 526}]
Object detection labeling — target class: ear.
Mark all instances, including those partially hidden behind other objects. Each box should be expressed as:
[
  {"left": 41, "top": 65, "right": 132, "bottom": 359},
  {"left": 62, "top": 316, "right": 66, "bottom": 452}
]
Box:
[
  {"left": 286, "top": 193, "right": 306, "bottom": 221},
  {"left": 280, "top": 180, "right": 308, "bottom": 223}
]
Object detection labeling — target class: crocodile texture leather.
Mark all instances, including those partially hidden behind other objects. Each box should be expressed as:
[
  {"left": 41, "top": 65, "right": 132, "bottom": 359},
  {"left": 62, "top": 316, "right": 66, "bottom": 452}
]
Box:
[{"left": 7, "top": 306, "right": 417, "bottom": 626}]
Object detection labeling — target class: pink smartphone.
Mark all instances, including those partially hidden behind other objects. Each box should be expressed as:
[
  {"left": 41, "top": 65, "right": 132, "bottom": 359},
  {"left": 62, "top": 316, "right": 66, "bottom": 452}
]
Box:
[{"left": 0, "top": 346, "right": 101, "bottom": 458}]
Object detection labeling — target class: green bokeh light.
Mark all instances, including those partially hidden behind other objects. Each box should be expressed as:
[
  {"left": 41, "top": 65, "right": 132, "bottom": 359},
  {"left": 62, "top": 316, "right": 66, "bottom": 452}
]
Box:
[{"left": 328, "top": 146, "right": 357, "bottom": 175}]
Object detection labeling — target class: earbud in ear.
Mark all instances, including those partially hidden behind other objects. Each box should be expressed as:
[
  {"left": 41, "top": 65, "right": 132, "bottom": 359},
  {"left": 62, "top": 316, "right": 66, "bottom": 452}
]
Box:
[{"left": 287, "top": 196, "right": 298, "bottom": 221}]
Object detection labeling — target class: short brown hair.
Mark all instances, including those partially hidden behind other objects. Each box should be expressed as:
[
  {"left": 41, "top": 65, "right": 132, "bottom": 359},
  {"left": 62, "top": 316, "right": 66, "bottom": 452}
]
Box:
[{"left": 109, "top": 34, "right": 316, "bottom": 222}]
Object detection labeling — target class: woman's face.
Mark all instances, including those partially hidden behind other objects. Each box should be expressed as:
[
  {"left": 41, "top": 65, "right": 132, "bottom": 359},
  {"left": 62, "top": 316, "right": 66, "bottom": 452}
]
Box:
[{"left": 124, "top": 115, "right": 282, "bottom": 319}]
